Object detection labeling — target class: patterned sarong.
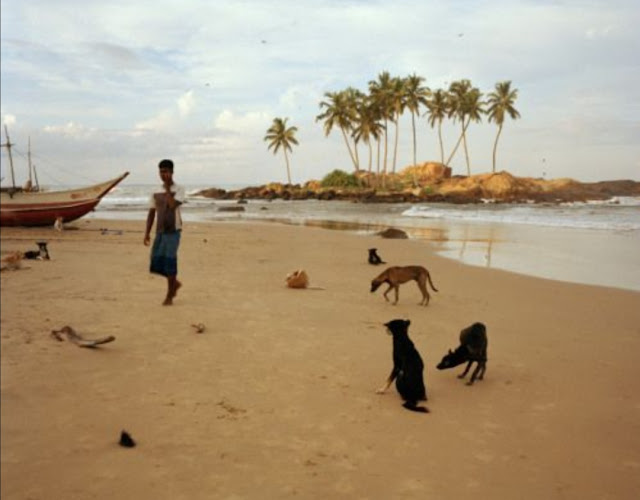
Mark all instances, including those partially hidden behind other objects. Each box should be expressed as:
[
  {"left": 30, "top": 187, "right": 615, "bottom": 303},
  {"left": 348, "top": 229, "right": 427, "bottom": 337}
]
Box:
[{"left": 150, "top": 231, "right": 181, "bottom": 277}]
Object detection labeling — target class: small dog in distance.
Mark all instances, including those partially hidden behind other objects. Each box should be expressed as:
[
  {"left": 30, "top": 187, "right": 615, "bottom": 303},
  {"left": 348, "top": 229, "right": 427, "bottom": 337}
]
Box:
[
  {"left": 368, "top": 248, "right": 386, "bottom": 265},
  {"left": 24, "top": 241, "right": 50, "bottom": 260}
]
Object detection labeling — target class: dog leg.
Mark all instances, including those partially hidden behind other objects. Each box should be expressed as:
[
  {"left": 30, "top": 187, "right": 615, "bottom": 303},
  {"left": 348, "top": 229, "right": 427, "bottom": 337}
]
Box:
[
  {"left": 393, "top": 286, "right": 399, "bottom": 305},
  {"left": 467, "top": 363, "right": 484, "bottom": 385},
  {"left": 383, "top": 284, "right": 393, "bottom": 302},
  {"left": 376, "top": 370, "right": 397, "bottom": 394},
  {"left": 417, "top": 280, "right": 429, "bottom": 306},
  {"left": 477, "top": 361, "right": 486, "bottom": 381},
  {"left": 458, "top": 360, "right": 473, "bottom": 379}
]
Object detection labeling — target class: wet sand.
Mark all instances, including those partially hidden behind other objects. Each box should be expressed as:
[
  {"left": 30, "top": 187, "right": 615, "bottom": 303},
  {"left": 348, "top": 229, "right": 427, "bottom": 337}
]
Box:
[{"left": 1, "top": 218, "right": 640, "bottom": 499}]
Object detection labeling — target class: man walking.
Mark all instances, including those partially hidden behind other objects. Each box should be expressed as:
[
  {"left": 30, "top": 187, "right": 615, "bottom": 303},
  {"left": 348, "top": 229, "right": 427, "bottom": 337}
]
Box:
[{"left": 144, "top": 159, "right": 185, "bottom": 305}]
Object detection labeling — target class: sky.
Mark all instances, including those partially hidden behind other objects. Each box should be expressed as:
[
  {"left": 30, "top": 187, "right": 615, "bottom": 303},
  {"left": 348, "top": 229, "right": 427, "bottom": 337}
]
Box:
[{"left": 1, "top": 0, "right": 639, "bottom": 188}]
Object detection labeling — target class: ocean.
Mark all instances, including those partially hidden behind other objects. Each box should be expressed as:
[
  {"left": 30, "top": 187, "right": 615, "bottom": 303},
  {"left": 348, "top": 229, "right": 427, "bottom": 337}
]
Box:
[{"left": 88, "top": 184, "right": 640, "bottom": 292}]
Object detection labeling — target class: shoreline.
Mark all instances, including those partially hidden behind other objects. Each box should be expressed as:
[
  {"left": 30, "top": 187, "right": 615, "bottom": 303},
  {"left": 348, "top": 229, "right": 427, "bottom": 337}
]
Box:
[
  {"left": 2, "top": 219, "right": 639, "bottom": 499},
  {"left": 83, "top": 210, "right": 640, "bottom": 292}
]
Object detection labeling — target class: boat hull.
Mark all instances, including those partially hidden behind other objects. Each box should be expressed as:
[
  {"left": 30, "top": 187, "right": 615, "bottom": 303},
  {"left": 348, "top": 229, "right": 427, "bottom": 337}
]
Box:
[{"left": 0, "top": 172, "right": 129, "bottom": 227}]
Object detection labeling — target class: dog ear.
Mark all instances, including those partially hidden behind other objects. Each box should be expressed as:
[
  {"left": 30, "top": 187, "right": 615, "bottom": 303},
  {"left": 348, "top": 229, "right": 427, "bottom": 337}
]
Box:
[{"left": 405, "top": 320, "right": 411, "bottom": 327}]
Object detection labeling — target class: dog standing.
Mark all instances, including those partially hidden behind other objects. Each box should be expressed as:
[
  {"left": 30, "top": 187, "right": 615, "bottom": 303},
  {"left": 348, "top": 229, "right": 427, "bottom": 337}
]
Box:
[
  {"left": 437, "top": 322, "right": 488, "bottom": 385},
  {"left": 371, "top": 265, "right": 438, "bottom": 306},
  {"left": 368, "top": 248, "right": 386, "bottom": 265},
  {"left": 377, "top": 319, "right": 429, "bottom": 413}
]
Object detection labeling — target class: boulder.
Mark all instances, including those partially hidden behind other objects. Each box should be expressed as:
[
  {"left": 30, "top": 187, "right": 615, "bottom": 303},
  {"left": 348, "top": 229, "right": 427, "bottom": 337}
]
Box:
[{"left": 378, "top": 228, "right": 408, "bottom": 239}]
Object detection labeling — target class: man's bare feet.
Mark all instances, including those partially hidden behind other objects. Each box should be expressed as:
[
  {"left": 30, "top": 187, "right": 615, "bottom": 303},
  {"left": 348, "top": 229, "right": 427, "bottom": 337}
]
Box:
[
  {"left": 163, "top": 295, "right": 173, "bottom": 306},
  {"left": 172, "top": 280, "right": 182, "bottom": 298}
]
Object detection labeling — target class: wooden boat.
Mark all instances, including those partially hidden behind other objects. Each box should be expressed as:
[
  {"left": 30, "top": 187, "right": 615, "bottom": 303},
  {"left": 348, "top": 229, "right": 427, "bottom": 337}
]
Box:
[
  {"left": 1, "top": 172, "right": 129, "bottom": 227},
  {"left": 1, "top": 127, "right": 129, "bottom": 227}
]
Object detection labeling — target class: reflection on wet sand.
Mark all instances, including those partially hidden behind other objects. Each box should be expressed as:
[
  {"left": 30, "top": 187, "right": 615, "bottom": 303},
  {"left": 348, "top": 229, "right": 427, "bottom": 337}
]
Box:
[{"left": 295, "top": 218, "right": 499, "bottom": 269}]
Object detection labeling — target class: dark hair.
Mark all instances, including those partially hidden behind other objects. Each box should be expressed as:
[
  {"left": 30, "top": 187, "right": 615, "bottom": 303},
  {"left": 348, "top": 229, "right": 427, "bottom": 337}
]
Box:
[{"left": 158, "top": 159, "right": 174, "bottom": 171}]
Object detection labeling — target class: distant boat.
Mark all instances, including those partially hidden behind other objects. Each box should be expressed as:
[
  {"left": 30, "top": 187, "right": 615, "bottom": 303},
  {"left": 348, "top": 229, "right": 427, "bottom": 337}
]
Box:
[{"left": 0, "top": 126, "right": 129, "bottom": 227}]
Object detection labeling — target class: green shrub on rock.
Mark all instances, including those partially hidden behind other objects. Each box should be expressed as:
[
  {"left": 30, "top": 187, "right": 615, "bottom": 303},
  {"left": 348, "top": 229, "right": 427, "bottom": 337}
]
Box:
[{"left": 320, "top": 169, "right": 362, "bottom": 188}]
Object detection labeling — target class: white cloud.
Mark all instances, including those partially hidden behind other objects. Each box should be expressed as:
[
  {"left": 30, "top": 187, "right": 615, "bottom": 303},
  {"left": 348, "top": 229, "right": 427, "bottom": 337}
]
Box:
[
  {"left": 2, "top": 114, "right": 17, "bottom": 126},
  {"left": 43, "top": 122, "right": 96, "bottom": 138},
  {"left": 177, "top": 90, "right": 196, "bottom": 118},
  {"left": 135, "top": 90, "right": 198, "bottom": 132},
  {"left": 214, "top": 110, "right": 271, "bottom": 133}
]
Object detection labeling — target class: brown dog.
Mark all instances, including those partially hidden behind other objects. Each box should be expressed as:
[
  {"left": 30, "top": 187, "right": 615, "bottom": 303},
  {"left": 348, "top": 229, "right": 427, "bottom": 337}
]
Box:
[
  {"left": 0, "top": 251, "right": 24, "bottom": 272},
  {"left": 371, "top": 266, "right": 438, "bottom": 306}
]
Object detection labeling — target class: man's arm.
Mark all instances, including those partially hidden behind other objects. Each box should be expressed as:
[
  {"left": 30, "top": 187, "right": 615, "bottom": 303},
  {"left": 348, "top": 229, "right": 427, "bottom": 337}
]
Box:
[
  {"left": 164, "top": 183, "right": 183, "bottom": 210},
  {"left": 144, "top": 208, "right": 156, "bottom": 246}
]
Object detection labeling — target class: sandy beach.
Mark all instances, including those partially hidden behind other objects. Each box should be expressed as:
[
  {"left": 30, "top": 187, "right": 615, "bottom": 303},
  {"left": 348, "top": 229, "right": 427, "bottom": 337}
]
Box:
[{"left": 1, "top": 218, "right": 640, "bottom": 499}]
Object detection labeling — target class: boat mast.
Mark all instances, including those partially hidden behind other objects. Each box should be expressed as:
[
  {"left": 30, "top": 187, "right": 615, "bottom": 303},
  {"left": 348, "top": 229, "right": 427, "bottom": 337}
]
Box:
[
  {"left": 1, "top": 125, "right": 17, "bottom": 190},
  {"left": 33, "top": 163, "right": 40, "bottom": 191},
  {"left": 27, "top": 137, "right": 33, "bottom": 186}
]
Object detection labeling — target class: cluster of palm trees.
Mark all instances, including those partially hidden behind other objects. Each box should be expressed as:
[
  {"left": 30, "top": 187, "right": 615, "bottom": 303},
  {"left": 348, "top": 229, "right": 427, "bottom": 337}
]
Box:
[
  {"left": 264, "top": 71, "right": 520, "bottom": 186},
  {"left": 316, "top": 72, "right": 520, "bottom": 177}
]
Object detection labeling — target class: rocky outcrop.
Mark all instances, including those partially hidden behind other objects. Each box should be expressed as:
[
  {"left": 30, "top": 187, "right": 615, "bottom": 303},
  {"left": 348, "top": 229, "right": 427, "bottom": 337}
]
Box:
[
  {"left": 378, "top": 228, "right": 409, "bottom": 239},
  {"left": 193, "top": 172, "right": 640, "bottom": 204}
]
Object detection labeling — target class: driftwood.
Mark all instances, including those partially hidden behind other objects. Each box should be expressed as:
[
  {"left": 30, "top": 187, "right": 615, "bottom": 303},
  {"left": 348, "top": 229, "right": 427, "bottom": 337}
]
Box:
[{"left": 51, "top": 326, "right": 115, "bottom": 348}]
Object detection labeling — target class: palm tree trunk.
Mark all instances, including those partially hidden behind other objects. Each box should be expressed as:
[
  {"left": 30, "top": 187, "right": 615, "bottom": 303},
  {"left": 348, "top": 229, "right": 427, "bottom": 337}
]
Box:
[
  {"left": 445, "top": 119, "right": 470, "bottom": 168},
  {"left": 284, "top": 149, "right": 292, "bottom": 185},
  {"left": 353, "top": 138, "right": 360, "bottom": 171},
  {"left": 392, "top": 119, "right": 400, "bottom": 174},
  {"left": 383, "top": 119, "right": 389, "bottom": 176},
  {"left": 492, "top": 124, "right": 503, "bottom": 173},
  {"left": 462, "top": 126, "right": 471, "bottom": 176},
  {"left": 445, "top": 132, "right": 464, "bottom": 166},
  {"left": 437, "top": 120, "right": 445, "bottom": 164},
  {"left": 376, "top": 138, "right": 381, "bottom": 188},
  {"left": 340, "top": 127, "right": 359, "bottom": 171},
  {"left": 411, "top": 111, "right": 417, "bottom": 167}
]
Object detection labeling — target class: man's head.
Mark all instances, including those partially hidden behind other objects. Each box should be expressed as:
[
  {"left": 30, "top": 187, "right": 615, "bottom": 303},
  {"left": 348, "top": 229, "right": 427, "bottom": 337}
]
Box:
[{"left": 158, "top": 159, "right": 174, "bottom": 184}]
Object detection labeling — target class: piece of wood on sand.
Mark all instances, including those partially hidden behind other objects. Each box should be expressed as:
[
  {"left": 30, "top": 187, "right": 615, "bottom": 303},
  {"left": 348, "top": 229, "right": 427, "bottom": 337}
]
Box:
[{"left": 51, "top": 325, "right": 115, "bottom": 348}]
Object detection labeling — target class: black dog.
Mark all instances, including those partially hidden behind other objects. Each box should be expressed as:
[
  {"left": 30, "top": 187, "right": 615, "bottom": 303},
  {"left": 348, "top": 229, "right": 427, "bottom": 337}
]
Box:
[
  {"left": 23, "top": 241, "right": 50, "bottom": 260},
  {"left": 377, "top": 319, "right": 428, "bottom": 413},
  {"left": 437, "top": 322, "right": 488, "bottom": 385},
  {"left": 368, "top": 248, "right": 386, "bottom": 265}
]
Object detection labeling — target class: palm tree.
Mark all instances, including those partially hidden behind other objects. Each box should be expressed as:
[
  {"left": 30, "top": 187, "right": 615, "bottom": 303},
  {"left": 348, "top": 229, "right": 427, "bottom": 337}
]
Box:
[
  {"left": 425, "top": 88, "right": 449, "bottom": 165},
  {"left": 445, "top": 80, "right": 484, "bottom": 175},
  {"left": 389, "top": 76, "right": 407, "bottom": 174},
  {"left": 445, "top": 79, "right": 472, "bottom": 170},
  {"left": 487, "top": 81, "right": 521, "bottom": 173},
  {"left": 352, "top": 95, "right": 380, "bottom": 175},
  {"left": 343, "top": 87, "right": 365, "bottom": 171},
  {"left": 403, "top": 74, "right": 430, "bottom": 168},
  {"left": 264, "top": 117, "right": 299, "bottom": 185},
  {"left": 368, "top": 71, "right": 394, "bottom": 176},
  {"left": 316, "top": 90, "right": 359, "bottom": 171},
  {"left": 459, "top": 87, "right": 485, "bottom": 174}
]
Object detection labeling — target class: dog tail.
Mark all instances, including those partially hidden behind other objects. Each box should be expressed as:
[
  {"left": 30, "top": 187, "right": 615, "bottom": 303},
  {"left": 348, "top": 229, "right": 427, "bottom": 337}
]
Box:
[
  {"left": 403, "top": 402, "right": 430, "bottom": 413},
  {"left": 427, "top": 271, "right": 438, "bottom": 292}
]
